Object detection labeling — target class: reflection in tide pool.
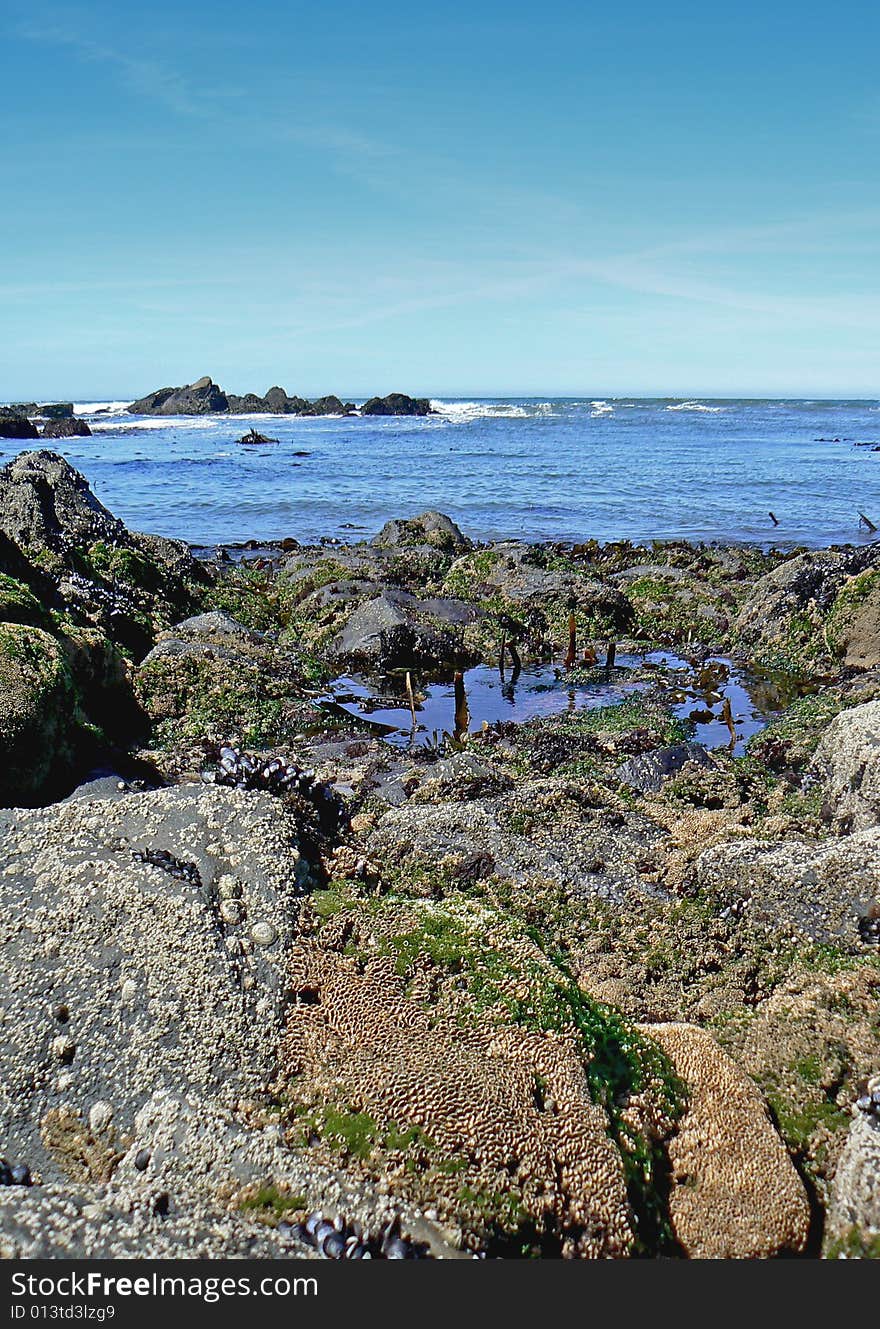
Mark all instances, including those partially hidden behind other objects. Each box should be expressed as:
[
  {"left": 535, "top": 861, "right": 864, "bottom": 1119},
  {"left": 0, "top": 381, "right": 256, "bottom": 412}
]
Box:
[{"left": 323, "top": 651, "right": 810, "bottom": 755}]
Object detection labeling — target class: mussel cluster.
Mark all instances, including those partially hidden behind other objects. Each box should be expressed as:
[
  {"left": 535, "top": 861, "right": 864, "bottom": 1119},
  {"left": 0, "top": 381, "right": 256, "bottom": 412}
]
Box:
[
  {"left": 277, "top": 1212, "right": 427, "bottom": 1260},
  {"left": 856, "top": 1075, "right": 880, "bottom": 1121},
  {"left": 132, "top": 847, "right": 201, "bottom": 887},
  {"left": 0, "top": 1159, "right": 32, "bottom": 1187},
  {"left": 204, "top": 747, "right": 347, "bottom": 831}
]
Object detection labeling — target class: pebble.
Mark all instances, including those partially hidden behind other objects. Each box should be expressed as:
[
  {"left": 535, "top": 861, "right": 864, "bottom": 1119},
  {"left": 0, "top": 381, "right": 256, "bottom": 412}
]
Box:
[{"left": 89, "top": 1101, "right": 113, "bottom": 1133}]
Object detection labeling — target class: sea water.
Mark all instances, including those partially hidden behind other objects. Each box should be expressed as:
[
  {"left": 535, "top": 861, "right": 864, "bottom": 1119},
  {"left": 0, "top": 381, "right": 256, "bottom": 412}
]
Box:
[{"left": 3, "top": 397, "right": 879, "bottom": 549}]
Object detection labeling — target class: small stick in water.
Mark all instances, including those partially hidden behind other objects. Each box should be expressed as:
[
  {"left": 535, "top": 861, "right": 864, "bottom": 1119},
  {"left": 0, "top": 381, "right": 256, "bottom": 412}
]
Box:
[
  {"left": 859, "top": 512, "right": 878, "bottom": 532},
  {"left": 405, "top": 671, "right": 418, "bottom": 730},
  {"left": 499, "top": 633, "right": 506, "bottom": 679},
  {"left": 768, "top": 511, "right": 779, "bottom": 526},
  {"left": 507, "top": 638, "right": 521, "bottom": 672},
  {"left": 453, "top": 670, "right": 469, "bottom": 737},
  {"left": 564, "top": 613, "right": 577, "bottom": 671},
  {"left": 605, "top": 640, "right": 616, "bottom": 677}
]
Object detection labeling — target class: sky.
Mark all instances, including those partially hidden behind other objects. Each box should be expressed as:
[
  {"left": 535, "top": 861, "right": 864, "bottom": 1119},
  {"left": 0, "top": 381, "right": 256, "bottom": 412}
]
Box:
[{"left": 2, "top": 0, "right": 879, "bottom": 400}]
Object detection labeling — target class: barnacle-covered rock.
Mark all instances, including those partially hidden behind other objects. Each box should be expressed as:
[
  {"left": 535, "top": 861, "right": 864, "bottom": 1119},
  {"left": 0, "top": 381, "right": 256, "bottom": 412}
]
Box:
[
  {"left": 641, "top": 1023, "right": 810, "bottom": 1258},
  {"left": 0, "top": 784, "right": 307, "bottom": 1181},
  {"left": 812, "top": 699, "right": 880, "bottom": 831}
]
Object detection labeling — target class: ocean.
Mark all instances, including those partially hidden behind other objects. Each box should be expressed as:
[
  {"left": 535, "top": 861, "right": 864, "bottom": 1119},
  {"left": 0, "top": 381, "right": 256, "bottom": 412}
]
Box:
[{"left": 5, "top": 397, "right": 880, "bottom": 549}]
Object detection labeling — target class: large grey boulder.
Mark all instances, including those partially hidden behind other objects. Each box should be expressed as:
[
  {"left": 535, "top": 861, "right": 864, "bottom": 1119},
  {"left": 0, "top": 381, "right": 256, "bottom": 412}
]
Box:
[
  {"left": 128, "top": 377, "right": 228, "bottom": 415},
  {"left": 332, "top": 588, "right": 481, "bottom": 670},
  {"left": 812, "top": 700, "right": 880, "bottom": 831},
  {"left": 0, "top": 785, "right": 307, "bottom": 1181},
  {"left": 692, "top": 829, "right": 880, "bottom": 945},
  {"left": 0, "top": 450, "right": 126, "bottom": 557}
]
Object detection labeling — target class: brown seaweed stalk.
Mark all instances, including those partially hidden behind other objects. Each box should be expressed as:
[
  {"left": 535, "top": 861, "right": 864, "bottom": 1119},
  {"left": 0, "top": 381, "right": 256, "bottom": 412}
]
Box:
[
  {"left": 453, "top": 670, "right": 470, "bottom": 738},
  {"left": 405, "top": 671, "right": 418, "bottom": 730},
  {"left": 564, "top": 613, "right": 577, "bottom": 670},
  {"left": 721, "top": 695, "right": 737, "bottom": 749}
]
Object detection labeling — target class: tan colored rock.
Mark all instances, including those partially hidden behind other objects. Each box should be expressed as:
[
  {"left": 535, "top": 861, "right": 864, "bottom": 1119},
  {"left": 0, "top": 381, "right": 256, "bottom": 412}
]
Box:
[{"left": 641, "top": 1023, "right": 810, "bottom": 1258}]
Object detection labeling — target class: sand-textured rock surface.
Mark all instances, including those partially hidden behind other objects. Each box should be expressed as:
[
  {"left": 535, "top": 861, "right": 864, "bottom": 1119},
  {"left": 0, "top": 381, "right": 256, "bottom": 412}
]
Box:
[{"left": 643, "top": 1023, "right": 810, "bottom": 1258}]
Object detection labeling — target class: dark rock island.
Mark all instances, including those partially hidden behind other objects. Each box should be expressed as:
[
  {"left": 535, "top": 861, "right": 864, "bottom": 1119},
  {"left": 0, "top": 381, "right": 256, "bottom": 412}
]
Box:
[{"left": 126, "top": 376, "right": 433, "bottom": 418}]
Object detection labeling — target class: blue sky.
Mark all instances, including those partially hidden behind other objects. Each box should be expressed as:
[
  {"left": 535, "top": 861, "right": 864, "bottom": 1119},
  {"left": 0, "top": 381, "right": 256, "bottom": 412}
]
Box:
[{"left": 2, "top": 0, "right": 879, "bottom": 399}]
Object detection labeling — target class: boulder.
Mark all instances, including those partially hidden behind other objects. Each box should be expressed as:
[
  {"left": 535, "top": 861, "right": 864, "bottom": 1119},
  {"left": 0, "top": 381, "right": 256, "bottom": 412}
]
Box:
[
  {"left": 41, "top": 417, "right": 92, "bottom": 439},
  {"left": 692, "top": 829, "right": 880, "bottom": 945},
  {"left": 0, "top": 414, "right": 39, "bottom": 440},
  {"left": 360, "top": 392, "right": 433, "bottom": 416},
  {"left": 642, "top": 1023, "right": 810, "bottom": 1258},
  {"left": 0, "top": 451, "right": 128, "bottom": 557},
  {"left": 332, "top": 588, "right": 481, "bottom": 670},
  {"left": 617, "top": 742, "right": 714, "bottom": 794},
  {"left": 127, "top": 378, "right": 228, "bottom": 415},
  {"left": 37, "top": 403, "right": 74, "bottom": 421},
  {"left": 734, "top": 547, "right": 880, "bottom": 668},
  {"left": 812, "top": 699, "right": 880, "bottom": 831},
  {"left": 827, "top": 569, "right": 880, "bottom": 668},
  {"left": 0, "top": 623, "right": 78, "bottom": 803},
  {"left": 372, "top": 511, "right": 471, "bottom": 553},
  {"left": 0, "top": 784, "right": 308, "bottom": 1180}
]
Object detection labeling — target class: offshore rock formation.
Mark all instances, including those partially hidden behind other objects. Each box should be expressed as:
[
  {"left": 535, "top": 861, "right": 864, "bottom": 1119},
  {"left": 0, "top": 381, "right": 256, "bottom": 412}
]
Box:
[{"left": 126, "top": 377, "right": 431, "bottom": 417}]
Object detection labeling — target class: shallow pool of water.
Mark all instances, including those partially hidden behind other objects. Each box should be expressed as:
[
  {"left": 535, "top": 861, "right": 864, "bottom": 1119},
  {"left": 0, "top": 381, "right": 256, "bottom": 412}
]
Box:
[{"left": 323, "top": 650, "right": 808, "bottom": 755}]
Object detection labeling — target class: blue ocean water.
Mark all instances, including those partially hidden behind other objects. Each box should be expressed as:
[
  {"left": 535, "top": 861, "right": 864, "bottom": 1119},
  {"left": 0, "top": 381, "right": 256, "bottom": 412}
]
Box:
[{"left": 4, "top": 397, "right": 879, "bottom": 548}]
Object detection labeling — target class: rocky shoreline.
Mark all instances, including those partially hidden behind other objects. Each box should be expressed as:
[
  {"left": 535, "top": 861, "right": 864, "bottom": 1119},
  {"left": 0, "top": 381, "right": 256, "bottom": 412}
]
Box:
[{"left": 0, "top": 450, "right": 878, "bottom": 1259}]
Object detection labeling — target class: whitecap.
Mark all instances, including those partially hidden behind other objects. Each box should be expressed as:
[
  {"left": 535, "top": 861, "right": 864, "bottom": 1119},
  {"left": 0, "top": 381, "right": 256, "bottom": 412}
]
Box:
[
  {"left": 666, "top": 400, "right": 723, "bottom": 413},
  {"left": 430, "top": 399, "right": 530, "bottom": 421}
]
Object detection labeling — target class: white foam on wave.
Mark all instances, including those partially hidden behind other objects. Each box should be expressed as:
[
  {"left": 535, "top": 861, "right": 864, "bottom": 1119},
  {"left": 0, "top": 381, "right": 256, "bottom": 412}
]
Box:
[
  {"left": 75, "top": 401, "right": 131, "bottom": 416},
  {"left": 430, "top": 399, "right": 530, "bottom": 421},
  {"left": 666, "top": 400, "right": 723, "bottom": 413},
  {"left": 590, "top": 400, "right": 614, "bottom": 417},
  {"left": 90, "top": 415, "right": 222, "bottom": 432}
]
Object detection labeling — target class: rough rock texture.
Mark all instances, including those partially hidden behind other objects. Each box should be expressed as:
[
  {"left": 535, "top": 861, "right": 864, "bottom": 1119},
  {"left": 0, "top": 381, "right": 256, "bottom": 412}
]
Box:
[
  {"left": 445, "top": 541, "right": 634, "bottom": 630},
  {"left": 360, "top": 392, "right": 432, "bottom": 416},
  {"left": 365, "top": 778, "right": 665, "bottom": 902},
  {"left": 617, "top": 742, "right": 713, "bottom": 794},
  {"left": 734, "top": 547, "right": 880, "bottom": 669},
  {"left": 128, "top": 378, "right": 229, "bottom": 416},
  {"left": 0, "top": 450, "right": 127, "bottom": 557},
  {"left": 812, "top": 699, "right": 880, "bottom": 830},
  {"left": 692, "top": 829, "right": 880, "bottom": 945},
  {"left": 372, "top": 511, "right": 471, "bottom": 553},
  {"left": 0, "top": 413, "right": 39, "bottom": 439},
  {"left": 825, "top": 1114, "right": 880, "bottom": 1255},
  {"left": 0, "top": 623, "right": 78, "bottom": 803},
  {"left": 41, "top": 417, "right": 92, "bottom": 438},
  {"left": 332, "top": 588, "right": 482, "bottom": 670},
  {"left": 279, "top": 899, "right": 641, "bottom": 1257},
  {"left": 643, "top": 1023, "right": 810, "bottom": 1258},
  {"left": 0, "top": 785, "right": 307, "bottom": 1180}
]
